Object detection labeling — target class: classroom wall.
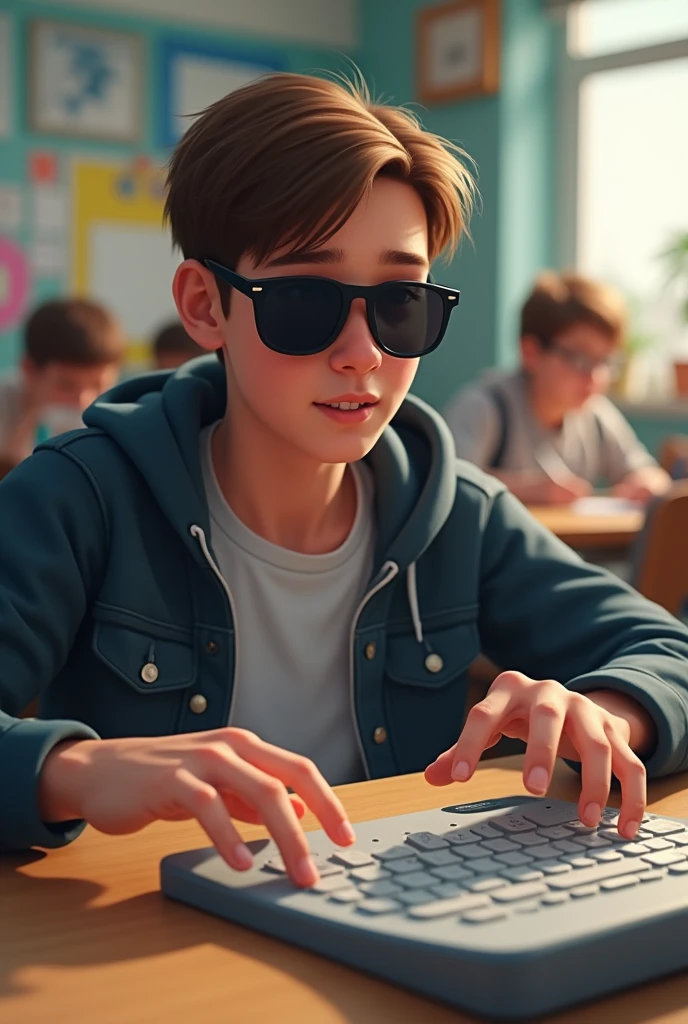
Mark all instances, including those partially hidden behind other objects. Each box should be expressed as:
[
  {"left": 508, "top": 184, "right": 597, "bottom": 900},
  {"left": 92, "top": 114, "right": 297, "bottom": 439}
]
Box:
[{"left": 0, "top": 0, "right": 357, "bottom": 370}]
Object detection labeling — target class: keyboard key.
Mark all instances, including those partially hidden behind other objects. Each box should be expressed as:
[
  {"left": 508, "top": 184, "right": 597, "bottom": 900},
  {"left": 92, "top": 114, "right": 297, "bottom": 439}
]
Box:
[
  {"left": 453, "top": 844, "right": 490, "bottom": 861},
  {"left": 572, "top": 834, "right": 612, "bottom": 850},
  {"left": 311, "top": 875, "right": 352, "bottom": 894},
  {"left": 329, "top": 888, "right": 364, "bottom": 903},
  {"left": 562, "top": 855, "right": 596, "bottom": 869},
  {"left": 481, "top": 838, "right": 520, "bottom": 854},
  {"left": 462, "top": 907, "right": 508, "bottom": 924},
  {"left": 386, "top": 857, "right": 425, "bottom": 874},
  {"left": 431, "top": 864, "right": 474, "bottom": 882},
  {"left": 315, "top": 862, "right": 348, "bottom": 877},
  {"left": 536, "top": 826, "right": 574, "bottom": 840},
  {"left": 597, "top": 829, "right": 628, "bottom": 844},
  {"left": 416, "top": 849, "right": 458, "bottom": 867},
  {"left": 537, "top": 861, "right": 573, "bottom": 875},
  {"left": 642, "top": 850, "right": 686, "bottom": 867},
  {"left": 510, "top": 830, "right": 550, "bottom": 847},
  {"left": 617, "top": 843, "right": 651, "bottom": 857},
  {"left": 359, "top": 880, "right": 403, "bottom": 898},
  {"left": 490, "top": 814, "right": 537, "bottom": 834},
  {"left": 375, "top": 845, "right": 412, "bottom": 862},
  {"left": 465, "top": 822, "right": 504, "bottom": 841},
  {"left": 466, "top": 877, "right": 505, "bottom": 893},
  {"left": 494, "top": 851, "right": 533, "bottom": 867},
  {"left": 398, "top": 871, "right": 439, "bottom": 889},
  {"left": 469, "top": 857, "right": 504, "bottom": 874},
  {"left": 639, "top": 870, "right": 666, "bottom": 883},
  {"left": 397, "top": 889, "right": 436, "bottom": 905},
  {"left": 500, "top": 867, "right": 545, "bottom": 883},
  {"left": 551, "top": 839, "right": 582, "bottom": 854},
  {"left": 571, "top": 885, "right": 599, "bottom": 898},
  {"left": 566, "top": 821, "right": 597, "bottom": 835},
  {"left": 432, "top": 882, "right": 468, "bottom": 899},
  {"left": 541, "top": 892, "right": 569, "bottom": 906},
  {"left": 547, "top": 858, "right": 651, "bottom": 890},
  {"left": 406, "top": 832, "right": 450, "bottom": 851},
  {"left": 520, "top": 802, "right": 580, "bottom": 828},
  {"left": 357, "top": 898, "right": 401, "bottom": 915},
  {"left": 525, "top": 844, "right": 561, "bottom": 861},
  {"left": 600, "top": 875, "right": 640, "bottom": 891},
  {"left": 263, "top": 856, "right": 288, "bottom": 874},
  {"left": 491, "top": 882, "right": 549, "bottom": 903},
  {"left": 408, "top": 893, "right": 492, "bottom": 919},
  {"left": 329, "top": 849, "right": 375, "bottom": 868},
  {"left": 350, "top": 865, "right": 390, "bottom": 882},
  {"left": 668, "top": 862, "right": 688, "bottom": 875},
  {"left": 444, "top": 829, "right": 483, "bottom": 846},
  {"left": 514, "top": 901, "right": 540, "bottom": 914},
  {"left": 642, "top": 837, "right": 675, "bottom": 852},
  {"left": 589, "top": 850, "right": 623, "bottom": 863},
  {"left": 641, "top": 819, "right": 686, "bottom": 837},
  {"left": 671, "top": 833, "right": 688, "bottom": 847}
]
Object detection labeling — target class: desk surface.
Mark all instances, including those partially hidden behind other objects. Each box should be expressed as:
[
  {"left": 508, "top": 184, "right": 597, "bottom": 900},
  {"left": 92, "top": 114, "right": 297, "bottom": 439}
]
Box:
[
  {"left": 528, "top": 503, "right": 644, "bottom": 550},
  {"left": 4, "top": 758, "right": 688, "bottom": 1024}
]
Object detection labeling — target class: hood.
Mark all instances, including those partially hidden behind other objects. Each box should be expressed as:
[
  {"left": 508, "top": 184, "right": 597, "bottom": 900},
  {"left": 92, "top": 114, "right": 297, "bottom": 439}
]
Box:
[{"left": 83, "top": 355, "right": 458, "bottom": 573}]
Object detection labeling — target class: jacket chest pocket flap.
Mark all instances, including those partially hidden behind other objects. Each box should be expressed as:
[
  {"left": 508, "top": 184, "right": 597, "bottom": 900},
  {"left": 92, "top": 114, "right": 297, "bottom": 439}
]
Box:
[
  {"left": 385, "top": 622, "right": 480, "bottom": 688},
  {"left": 92, "top": 618, "right": 197, "bottom": 694}
]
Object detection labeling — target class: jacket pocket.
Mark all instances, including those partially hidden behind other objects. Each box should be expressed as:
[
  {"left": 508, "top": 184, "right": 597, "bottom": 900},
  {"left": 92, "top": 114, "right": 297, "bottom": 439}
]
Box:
[
  {"left": 92, "top": 616, "right": 197, "bottom": 694},
  {"left": 385, "top": 622, "right": 480, "bottom": 689}
]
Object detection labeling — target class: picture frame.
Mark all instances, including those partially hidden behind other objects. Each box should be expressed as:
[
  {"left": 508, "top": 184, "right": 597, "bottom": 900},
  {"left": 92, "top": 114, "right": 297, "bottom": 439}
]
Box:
[
  {"left": 416, "top": 0, "right": 500, "bottom": 106},
  {"left": 158, "top": 38, "right": 283, "bottom": 149},
  {"left": 28, "top": 20, "right": 143, "bottom": 142}
]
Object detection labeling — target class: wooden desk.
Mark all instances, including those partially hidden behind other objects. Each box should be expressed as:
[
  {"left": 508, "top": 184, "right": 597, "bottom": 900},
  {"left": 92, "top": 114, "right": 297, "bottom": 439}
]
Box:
[
  {"left": 3, "top": 759, "right": 688, "bottom": 1024},
  {"left": 529, "top": 504, "right": 644, "bottom": 551}
]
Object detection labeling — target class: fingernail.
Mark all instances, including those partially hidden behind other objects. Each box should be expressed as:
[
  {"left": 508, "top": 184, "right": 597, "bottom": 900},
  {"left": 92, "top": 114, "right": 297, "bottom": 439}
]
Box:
[
  {"left": 338, "top": 821, "right": 356, "bottom": 845},
  {"left": 583, "top": 802, "right": 601, "bottom": 825},
  {"left": 298, "top": 856, "right": 319, "bottom": 887},
  {"left": 452, "top": 761, "right": 471, "bottom": 781},
  {"left": 233, "top": 842, "right": 253, "bottom": 869},
  {"left": 624, "top": 819, "right": 640, "bottom": 839},
  {"left": 526, "top": 766, "right": 549, "bottom": 794}
]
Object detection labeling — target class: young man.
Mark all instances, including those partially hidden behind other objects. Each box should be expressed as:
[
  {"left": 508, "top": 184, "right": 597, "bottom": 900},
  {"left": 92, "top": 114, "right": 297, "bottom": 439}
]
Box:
[
  {"left": 1, "top": 75, "right": 687, "bottom": 891},
  {"left": 152, "top": 320, "right": 204, "bottom": 370},
  {"left": 0, "top": 298, "right": 125, "bottom": 469},
  {"left": 444, "top": 273, "right": 671, "bottom": 505}
]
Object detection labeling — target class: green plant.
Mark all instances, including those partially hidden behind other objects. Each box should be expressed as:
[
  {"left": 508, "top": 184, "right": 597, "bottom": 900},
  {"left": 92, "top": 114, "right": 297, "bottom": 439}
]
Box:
[{"left": 658, "top": 230, "right": 688, "bottom": 323}]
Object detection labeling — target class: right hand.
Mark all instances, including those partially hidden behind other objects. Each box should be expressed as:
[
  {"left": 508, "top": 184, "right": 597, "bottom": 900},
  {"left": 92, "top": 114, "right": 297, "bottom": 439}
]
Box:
[
  {"left": 531, "top": 474, "right": 592, "bottom": 505},
  {"left": 38, "top": 729, "right": 356, "bottom": 888}
]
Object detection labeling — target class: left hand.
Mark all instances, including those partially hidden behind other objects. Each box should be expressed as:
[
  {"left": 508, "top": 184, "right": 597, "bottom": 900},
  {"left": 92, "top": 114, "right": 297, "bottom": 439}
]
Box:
[
  {"left": 424, "top": 671, "right": 647, "bottom": 840},
  {"left": 612, "top": 467, "right": 672, "bottom": 503}
]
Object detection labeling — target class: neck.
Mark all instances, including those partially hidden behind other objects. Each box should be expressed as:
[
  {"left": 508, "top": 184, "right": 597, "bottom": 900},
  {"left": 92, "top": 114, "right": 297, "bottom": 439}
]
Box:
[
  {"left": 211, "top": 403, "right": 357, "bottom": 555},
  {"left": 526, "top": 375, "right": 566, "bottom": 429}
]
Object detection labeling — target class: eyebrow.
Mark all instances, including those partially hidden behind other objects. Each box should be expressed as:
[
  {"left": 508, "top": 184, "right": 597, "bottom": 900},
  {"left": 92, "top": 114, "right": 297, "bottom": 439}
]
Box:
[{"left": 264, "top": 247, "right": 429, "bottom": 269}]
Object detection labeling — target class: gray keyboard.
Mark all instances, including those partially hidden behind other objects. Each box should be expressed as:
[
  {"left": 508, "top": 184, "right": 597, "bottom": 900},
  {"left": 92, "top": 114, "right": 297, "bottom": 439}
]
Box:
[{"left": 160, "top": 796, "right": 688, "bottom": 1019}]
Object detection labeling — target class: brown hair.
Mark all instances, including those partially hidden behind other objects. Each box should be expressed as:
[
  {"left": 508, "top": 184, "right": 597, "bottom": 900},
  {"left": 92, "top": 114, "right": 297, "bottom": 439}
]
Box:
[
  {"left": 521, "top": 271, "right": 627, "bottom": 349},
  {"left": 25, "top": 299, "right": 125, "bottom": 367},
  {"left": 153, "top": 321, "right": 203, "bottom": 358},
  {"left": 164, "top": 72, "right": 476, "bottom": 297}
]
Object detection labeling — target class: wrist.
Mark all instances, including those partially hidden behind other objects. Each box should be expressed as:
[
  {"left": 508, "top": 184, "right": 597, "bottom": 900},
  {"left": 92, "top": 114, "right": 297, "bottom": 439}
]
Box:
[
  {"left": 585, "top": 689, "right": 656, "bottom": 757},
  {"left": 38, "top": 739, "right": 94, "bottom": 822}
]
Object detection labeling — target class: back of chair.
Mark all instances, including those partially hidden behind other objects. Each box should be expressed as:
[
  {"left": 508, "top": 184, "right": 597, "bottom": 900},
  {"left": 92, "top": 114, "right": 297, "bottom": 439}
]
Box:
[
  {"left": 631, "top": 482, "right": 688, "bottom": 618},
  {"left": 659, "top": 435, "right": 688, "bottom": 479}
]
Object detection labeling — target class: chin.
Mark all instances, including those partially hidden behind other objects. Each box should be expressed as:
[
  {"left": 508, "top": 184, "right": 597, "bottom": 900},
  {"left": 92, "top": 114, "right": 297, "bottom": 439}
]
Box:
[{"left": 304, "top": 436, "right": 380, "bottom": 465}]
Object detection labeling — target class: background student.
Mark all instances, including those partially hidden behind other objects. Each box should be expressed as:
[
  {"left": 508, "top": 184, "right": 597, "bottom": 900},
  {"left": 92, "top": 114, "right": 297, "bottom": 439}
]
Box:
[
  {"left": 444, "top": 272, "right": 671, "bottom": 505},
  {"left": 0, "top": 298, "right": 125, "bottom": 471},
  {"left": 152, "top": 320, "right": 204, "bottom": 370}
]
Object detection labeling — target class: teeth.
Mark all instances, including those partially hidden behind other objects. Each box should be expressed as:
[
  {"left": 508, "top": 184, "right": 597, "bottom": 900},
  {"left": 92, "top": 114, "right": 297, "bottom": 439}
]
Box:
[{"left": 327, "top": 402, "right": 360, "bottom": 410}]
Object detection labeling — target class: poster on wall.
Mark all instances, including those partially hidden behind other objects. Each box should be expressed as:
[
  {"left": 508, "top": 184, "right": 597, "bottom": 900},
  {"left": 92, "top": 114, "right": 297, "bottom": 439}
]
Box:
[
  {"left": 0, "top": 237, "right": 31, "bottom": 333},
  {"left": 158, "top": 37, "right": 283, "bottom": 148},
  {"left": 0, "top": 14, "right": 13, "bottom": 138},
  {"left": 29, "top": 20, "right": 143, "bottom": 142}
]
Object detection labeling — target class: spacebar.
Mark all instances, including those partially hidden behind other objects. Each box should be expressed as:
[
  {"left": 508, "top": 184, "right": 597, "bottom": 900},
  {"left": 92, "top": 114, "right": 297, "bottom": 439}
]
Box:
[{"left": 548, "top": 858, "right": 651, "bottom": 890}]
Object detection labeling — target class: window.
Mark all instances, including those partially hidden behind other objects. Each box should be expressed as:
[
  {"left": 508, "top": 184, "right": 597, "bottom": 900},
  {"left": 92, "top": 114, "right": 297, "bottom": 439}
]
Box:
[{"left": 572, "top": 0, "right": 688, "bottom": 57}]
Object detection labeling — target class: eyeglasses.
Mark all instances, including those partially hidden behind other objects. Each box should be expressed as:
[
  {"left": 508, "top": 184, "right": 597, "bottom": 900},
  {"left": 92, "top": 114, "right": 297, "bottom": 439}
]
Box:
[
  {"left": 549, "top": 343, "right": 622, "bottom": 380},
  {"left": 203, "top": 259, "right": 460, "bottom": 358}
]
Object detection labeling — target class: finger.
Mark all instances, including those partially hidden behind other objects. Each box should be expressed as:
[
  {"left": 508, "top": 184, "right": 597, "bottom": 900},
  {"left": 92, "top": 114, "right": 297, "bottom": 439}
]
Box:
[
  {"left": 448, "top": 685, "right": 514, "bottom": 781},
  {"left": 566, "top": 702, "right": 613, "bottom": 826},
  {"left": 425, "top": 728, "right": 504, "bottom": 786},
  {"left": 216, "top": 754, "right": 321, "bottom": 888},
  {"left": 228, "top": 732, "right": 355, "bottom": 847},
  {"left": 169, "top": 768, "right": 255, "bottom": 871},
  {"left": 522, "top": 688, "right": 566, "bottom": 796},
  {"left": 223, "top": 791, "right": 307, "bottom": 825},
  {"left": 608, "top": 733, "right": 647, "bottom": 839}
]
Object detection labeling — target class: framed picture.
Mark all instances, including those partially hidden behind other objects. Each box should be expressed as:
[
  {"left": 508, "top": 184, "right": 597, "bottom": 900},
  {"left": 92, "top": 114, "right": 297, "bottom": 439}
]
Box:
[
  {"left": 28, "top": 20, "right": 143, "bottom": 142},
  {"left": 416, "top": 0, "right": 500, "bottom": 105},
  {"left": 158, "top": 38, "right": 283, "bottom": 148}
]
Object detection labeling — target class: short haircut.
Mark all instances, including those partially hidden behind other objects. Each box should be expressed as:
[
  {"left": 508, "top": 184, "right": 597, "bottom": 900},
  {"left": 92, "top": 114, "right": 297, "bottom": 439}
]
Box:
[
  {"left": 165, "top": 72, "right": 476, "bottom": 301},
  {"left": 153, "top": 321, "right": 202, "bottom": 358},
  {"left": 521, "top": 272, "right": 627, "bottom": 349},
  {"left": 25, "top": 298, "right": 125, "bottom": 367}
]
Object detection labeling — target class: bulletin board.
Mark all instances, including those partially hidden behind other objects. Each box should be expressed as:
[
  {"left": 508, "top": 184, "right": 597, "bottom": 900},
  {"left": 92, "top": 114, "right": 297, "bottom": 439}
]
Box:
[{"left": 71, "top": 158, "right": 182, "bottom": 365}]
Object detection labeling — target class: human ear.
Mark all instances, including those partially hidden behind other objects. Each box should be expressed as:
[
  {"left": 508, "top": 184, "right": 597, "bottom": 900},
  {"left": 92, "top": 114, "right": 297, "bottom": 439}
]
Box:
[{"left": 172, "top": 259, "right": 225, "bottom": 353}]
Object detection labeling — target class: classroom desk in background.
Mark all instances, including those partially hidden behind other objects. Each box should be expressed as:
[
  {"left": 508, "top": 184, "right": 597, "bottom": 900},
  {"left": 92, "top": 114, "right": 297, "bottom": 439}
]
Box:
[
  {"left": 528, "top": 503, "right": 644, "bottom": 551},
  {"left": 4, "top": 758, "right": 688, "bottom": 1024}
]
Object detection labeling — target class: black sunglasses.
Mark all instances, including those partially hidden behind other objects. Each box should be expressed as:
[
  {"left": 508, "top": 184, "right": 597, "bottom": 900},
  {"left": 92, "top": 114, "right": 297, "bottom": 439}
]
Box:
[{"left": 203, "top": 259, "right": 460, "bottom": 358}]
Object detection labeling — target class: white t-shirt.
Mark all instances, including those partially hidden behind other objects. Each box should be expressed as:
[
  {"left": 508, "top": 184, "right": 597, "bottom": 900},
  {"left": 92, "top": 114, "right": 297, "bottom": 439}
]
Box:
[{"left": 199, "top": 423, "right": 375, "bottom": 785}]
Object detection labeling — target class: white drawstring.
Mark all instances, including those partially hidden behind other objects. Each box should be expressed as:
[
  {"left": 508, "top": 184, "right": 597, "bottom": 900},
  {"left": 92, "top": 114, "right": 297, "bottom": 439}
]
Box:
[{"left": 406, "top": 561, "right": 424, "bottom": 646}]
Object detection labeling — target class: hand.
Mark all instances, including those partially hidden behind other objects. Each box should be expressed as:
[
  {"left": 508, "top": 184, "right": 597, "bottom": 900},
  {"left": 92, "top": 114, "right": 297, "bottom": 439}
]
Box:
[
  {"left": 536, "top": 474, "right": 592, "bottom": 505},
  {"left": 613, "top": 468, "right": 672, "bottom": 503},
  {"left": 424, "top": 672, "right": 647, "bottom": 840},
  {"left": 38, "top": 729, "right": 355, "bottom": 887}
]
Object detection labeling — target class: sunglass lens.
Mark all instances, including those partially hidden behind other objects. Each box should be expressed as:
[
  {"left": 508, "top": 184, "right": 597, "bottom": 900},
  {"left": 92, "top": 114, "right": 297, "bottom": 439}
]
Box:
[
  {"left": 257, "top": 280, "right": 343, "bottom": 355},
  {"left": 374, "top": 284, "right": 444, "bottom": 356}
]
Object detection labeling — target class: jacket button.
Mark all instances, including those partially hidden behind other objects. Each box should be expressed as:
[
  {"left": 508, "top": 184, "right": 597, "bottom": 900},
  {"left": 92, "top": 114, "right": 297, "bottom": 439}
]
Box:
[
  {"left": 364, "top": 642, "right": 376, "bottom": 661},
  {"left": 206, "top": 640, "right": 220, "bottom": 654},
  {"left": 189, "top": 694, "right": 208, "bottom": 714},
  {"left": 140, "top": 662, "right": 159, "bottom": 683},
  {"left": 373, "top": 726, "right": 387, "bottom": 744},
  {"left": 425, "top": 653, "right": 444, "bottom": 674}
]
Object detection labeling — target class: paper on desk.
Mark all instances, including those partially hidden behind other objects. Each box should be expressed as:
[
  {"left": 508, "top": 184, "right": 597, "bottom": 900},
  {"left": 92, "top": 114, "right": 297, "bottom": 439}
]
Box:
[{"left": 570, "top": 496, "right": 644, "bottom": 515}]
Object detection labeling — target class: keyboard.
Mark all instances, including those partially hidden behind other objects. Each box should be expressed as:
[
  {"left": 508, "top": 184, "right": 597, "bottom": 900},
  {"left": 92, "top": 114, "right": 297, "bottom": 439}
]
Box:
[{"left": 160, "top": 796, "right": 688, "bottom": 1019}]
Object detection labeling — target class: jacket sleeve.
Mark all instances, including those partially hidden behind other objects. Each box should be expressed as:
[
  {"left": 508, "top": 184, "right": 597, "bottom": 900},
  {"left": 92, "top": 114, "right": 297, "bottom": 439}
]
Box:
[
  {"left": 477, "top": 489, "right": 688, "bottom": 778},
  {"left": 0, "top": 449, "right": 104, "bottom": 851}
]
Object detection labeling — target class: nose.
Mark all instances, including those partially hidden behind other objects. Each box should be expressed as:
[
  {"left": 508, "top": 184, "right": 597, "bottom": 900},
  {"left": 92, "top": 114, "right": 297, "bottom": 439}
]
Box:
[{"left": 328, "top": 298, "right": 382, "bottom": 375}]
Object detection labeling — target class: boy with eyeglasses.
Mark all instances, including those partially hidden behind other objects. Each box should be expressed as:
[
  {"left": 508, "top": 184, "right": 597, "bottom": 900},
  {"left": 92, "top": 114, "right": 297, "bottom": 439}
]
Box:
[
  {"left": 1, "top": 75, "right": 687, "bottom": 890},
  {"left": 445, "top": 272, "right": 671, "bottom": 505}
]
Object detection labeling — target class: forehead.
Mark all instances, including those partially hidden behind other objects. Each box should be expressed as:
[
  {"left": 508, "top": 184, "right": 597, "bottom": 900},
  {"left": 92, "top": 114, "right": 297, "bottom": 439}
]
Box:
[
  {"left": 554, "top": 322, "right": 617, "bottom": 355},
  {"left": 45, "top": 361, "right": 117, "bottom": 382}
]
